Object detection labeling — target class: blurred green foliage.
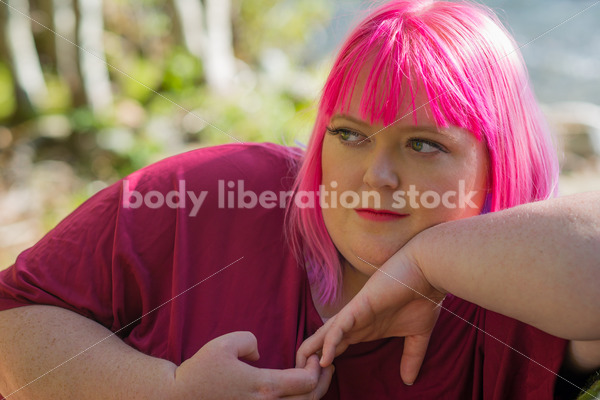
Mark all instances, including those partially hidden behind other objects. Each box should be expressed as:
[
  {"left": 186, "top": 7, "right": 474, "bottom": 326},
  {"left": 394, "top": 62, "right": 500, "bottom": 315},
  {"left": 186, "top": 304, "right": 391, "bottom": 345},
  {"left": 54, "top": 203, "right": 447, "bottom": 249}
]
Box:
[
  {"left": 577, "top": 375, "right": 600, "bottom": 400},
  {"left": 236, "top": 0, "right": 331, "bottom": 63},
  {"left": 118, "top": 56, "right": 166, "bottom": 102},
  {"left": 0, "top": 0, "right": 331, "bottom": 186},
  {"left": 161, "top": 49, "right": 203, "bottom": 94},
  {"left": 0, "top": 0, "right": 331, "bottom": 267},
  {"left": 0, "top": 63, "right": 16, "bottom": 119},
  {"left": 40, "top": 75, "right": 72, "bottom": 113}
]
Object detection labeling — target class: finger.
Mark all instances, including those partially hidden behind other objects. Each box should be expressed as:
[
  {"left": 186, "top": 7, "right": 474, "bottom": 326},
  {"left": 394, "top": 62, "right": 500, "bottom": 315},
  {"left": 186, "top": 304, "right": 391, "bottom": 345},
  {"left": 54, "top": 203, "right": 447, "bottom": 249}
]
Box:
[
  {"left": 320, "top": 313, "right": 357, "bottom": 367},
  {"left": 283, "top": 363, "right": 335, "bottom": 400},
  {"left": 399, "top": 333, "right": 432, "bottom": 385},
  {"left": 220, "top": 331, "right": 260, "bottom": 362},
  {"left": 319, "top": 326, "right": 345, "bottom": 367},
  {"left": 296, "top": 326, "right": 329, "bottom": 368},
  {"left": 264, "top": 355, "right": 321, "bottom": 396},
  {"left": 313, "top": 363, "right": 335, "bottom": 399},
  {"left": 303, "top": 354, "right": 323, "bottom": 376}
]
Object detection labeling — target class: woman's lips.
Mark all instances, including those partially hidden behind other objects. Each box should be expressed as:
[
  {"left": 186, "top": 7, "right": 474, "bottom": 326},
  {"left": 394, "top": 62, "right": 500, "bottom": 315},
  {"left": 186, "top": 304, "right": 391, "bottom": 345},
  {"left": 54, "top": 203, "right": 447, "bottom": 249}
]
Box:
[{"left": 355, "top": 208, "right": 409, "bottom": 222}]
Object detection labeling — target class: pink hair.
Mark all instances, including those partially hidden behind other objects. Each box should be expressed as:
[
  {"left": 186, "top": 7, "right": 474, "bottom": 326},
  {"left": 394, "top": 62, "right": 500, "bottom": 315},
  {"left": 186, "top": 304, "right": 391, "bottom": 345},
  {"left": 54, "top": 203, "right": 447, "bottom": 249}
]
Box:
[{"left": 285, "top": 0, "right": 559, "bottom": 304}]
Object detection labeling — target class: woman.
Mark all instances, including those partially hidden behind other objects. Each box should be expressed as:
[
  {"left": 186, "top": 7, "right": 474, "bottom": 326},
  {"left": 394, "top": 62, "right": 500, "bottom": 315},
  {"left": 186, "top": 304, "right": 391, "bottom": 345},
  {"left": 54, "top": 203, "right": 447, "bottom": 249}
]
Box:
[
  {"left": 0, "top": 0, "right": 583, "bottom": 398},
  {"left": 285, "top": 1, "right": 584, "bottom": 398}
]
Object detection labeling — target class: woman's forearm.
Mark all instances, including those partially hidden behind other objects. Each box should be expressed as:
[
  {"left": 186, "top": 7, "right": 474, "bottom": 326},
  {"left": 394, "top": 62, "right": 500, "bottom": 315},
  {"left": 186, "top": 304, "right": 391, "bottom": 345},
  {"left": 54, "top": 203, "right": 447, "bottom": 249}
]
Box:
[
  {"left": 414, "top": 191, "right": 600, "bottom": 340},
  {"left": 0, "top": 305, "right": 177, "bottom": 399}
]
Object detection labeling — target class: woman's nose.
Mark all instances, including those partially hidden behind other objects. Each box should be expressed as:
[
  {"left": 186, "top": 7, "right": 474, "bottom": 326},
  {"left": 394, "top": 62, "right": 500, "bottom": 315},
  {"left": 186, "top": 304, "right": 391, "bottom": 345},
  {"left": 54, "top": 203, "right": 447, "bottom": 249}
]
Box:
[{"left": 362, "top": 150, "right": 400, "bottom": 189}]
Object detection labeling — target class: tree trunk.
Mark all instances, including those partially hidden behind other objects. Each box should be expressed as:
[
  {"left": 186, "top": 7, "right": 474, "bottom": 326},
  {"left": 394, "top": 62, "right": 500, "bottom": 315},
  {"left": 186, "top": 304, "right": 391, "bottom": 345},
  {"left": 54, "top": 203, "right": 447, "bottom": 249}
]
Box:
[
  {"left": 32, "top": 0, "right": 57, "bottom": 68},
  {"left": 76, "top": 0, "right": 112, "bottom": 114},
  {"left": 4, "top": 0, "right": 47, "bottom": 111},
  {"left": 171, "top": 0, "right": 206, "bottom": 60},
  {"left": 53, "top": 0, "right": 85, "bottom": 107},
  {"left": 171, "top": 0, "right": 236, "bottom": 94},
  {"left": 0, "top": 4, "right": 11, "bottom": 65},
  {"left": 204, "top": 0, "right": 236, "bottom": 93}
]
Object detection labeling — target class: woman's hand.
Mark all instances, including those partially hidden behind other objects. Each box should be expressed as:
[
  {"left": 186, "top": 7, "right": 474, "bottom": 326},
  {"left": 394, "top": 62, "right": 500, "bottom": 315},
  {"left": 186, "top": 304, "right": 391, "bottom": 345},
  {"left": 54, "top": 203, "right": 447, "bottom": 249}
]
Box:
[
  {"left": 173, "top": 331, "right": 334, "bottom": 399},
  {"left": 296, "top": 251, "right": 444, "bottom": 385}
]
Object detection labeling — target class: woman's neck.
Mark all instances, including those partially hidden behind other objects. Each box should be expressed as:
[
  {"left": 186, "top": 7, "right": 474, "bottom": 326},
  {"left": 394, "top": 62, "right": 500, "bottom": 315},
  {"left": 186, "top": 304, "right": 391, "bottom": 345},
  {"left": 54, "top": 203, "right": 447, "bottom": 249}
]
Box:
[{"left": 311, "top": 260, "right": 370, "bottom": 321}]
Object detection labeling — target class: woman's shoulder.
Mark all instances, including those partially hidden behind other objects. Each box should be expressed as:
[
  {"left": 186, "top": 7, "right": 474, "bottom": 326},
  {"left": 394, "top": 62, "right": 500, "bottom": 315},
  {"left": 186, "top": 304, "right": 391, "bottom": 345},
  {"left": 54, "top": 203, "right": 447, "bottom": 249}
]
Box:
[
  {"left": 129, "top": 142, "right": 303, "bottom": 188},
  {"left": 150, "top": 142, "right": 302, "bottom": 170}
]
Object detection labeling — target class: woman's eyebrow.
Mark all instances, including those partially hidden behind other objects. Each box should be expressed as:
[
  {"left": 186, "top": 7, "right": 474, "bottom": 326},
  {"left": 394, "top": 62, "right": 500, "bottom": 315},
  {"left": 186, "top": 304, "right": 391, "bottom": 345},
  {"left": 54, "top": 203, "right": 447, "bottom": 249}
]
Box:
[
  {"left": 330, "top": 114, "right": 370, "bottom": 127},
  {"left": 331, "top": 114, "right": 460, "bottom": 140}
]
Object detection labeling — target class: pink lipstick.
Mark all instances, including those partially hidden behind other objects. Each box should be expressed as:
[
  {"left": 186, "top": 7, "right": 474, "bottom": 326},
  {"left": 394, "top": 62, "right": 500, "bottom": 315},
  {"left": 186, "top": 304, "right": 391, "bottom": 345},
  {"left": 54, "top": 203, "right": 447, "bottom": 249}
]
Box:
[{"left": 355, "top": 208, "right": 408, "bottom": 222}]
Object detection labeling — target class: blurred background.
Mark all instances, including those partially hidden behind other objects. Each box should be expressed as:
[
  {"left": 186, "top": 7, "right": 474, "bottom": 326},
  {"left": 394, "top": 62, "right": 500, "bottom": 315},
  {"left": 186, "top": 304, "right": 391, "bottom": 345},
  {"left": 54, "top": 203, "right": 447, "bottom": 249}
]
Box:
[{"left": 0, "top": 0, "right": 599, "bottom": 267}]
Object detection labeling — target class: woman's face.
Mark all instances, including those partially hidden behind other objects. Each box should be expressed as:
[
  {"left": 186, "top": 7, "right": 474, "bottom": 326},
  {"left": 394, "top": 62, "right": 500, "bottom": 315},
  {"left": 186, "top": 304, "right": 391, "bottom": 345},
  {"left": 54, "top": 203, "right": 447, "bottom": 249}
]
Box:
[{"left": 321, "top": 86, "right": 489, "bottom": 278}]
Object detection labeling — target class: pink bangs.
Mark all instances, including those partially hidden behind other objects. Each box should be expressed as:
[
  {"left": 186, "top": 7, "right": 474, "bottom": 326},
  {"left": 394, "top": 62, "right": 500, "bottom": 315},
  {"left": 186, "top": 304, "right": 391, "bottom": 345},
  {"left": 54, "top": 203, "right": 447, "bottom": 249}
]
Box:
[
  {"left": 286, "top": 0, "right": 559, "bottom": 304},
  {"left": 321, "top": 2, "right": 489, "bottom": 137}
]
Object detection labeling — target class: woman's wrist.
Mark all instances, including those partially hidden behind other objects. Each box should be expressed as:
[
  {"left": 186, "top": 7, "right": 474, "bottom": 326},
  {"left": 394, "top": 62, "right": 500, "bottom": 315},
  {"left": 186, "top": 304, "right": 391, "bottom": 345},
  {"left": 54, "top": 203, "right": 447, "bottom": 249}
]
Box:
[{"left": 402, "top": 229, "right": 449, "bottom": 296}]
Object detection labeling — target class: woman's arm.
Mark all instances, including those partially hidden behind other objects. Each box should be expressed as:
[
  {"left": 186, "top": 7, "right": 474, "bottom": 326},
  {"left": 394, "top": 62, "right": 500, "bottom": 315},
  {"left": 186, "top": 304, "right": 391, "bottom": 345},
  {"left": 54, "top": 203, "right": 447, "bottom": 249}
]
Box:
[
  {"left": 418, "top": 191, "right": 600, "bottom": 341},
  {"left": 0, "top": 305, "right": 176, "bottom": 399},
  {"left": 297, "top": 191, "right": 600, "bottom": 383},
  {"left": 0, "top": 305, "right": 332, "bottom": 399},
  {"left": 418, "top": 191, "right": 600, "bottom": 378}
]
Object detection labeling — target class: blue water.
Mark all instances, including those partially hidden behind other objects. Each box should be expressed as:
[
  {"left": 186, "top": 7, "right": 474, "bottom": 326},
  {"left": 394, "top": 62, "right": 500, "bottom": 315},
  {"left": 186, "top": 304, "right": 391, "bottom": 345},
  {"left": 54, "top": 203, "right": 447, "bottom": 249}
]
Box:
[{"left": 485, "top": 0, "right": 600, "bottom": 104}]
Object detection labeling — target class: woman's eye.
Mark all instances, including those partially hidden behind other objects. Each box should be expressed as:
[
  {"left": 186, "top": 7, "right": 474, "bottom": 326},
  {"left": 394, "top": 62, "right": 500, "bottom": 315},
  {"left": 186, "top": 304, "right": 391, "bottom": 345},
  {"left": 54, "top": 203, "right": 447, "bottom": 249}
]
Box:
[
  {"left": 340, "top": 130, "right": 361, "bottom": 142},
  {"left": 327, "top": 127, "right": 367, "bottom": 146},
  {"left": 408, "top": 139, "right": 445, "bottom": 153}
]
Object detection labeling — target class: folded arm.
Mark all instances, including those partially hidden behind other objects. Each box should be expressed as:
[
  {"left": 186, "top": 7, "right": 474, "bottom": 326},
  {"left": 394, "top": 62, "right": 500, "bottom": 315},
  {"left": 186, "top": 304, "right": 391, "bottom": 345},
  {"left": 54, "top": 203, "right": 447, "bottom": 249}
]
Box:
[
  {"left": 421, "top": 191, "right": 600, "bottom": 377},
  {"left": 420, "top": 191, "right": 600, "bottom": 342}
]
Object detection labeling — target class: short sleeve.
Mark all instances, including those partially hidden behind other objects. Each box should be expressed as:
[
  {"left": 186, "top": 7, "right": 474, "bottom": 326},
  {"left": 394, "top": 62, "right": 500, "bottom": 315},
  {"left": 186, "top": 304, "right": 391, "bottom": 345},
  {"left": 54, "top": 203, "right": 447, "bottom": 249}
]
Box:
[{"left": 0, "top": 182, "right": 121, "bottom": 329}]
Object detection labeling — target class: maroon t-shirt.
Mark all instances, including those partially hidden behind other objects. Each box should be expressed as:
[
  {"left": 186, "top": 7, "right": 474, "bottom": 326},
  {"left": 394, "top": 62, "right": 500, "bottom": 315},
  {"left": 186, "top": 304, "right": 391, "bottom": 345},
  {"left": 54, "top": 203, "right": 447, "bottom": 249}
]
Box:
[{"left": 0, "top": 143, "right": 567, "bottom": 399}]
